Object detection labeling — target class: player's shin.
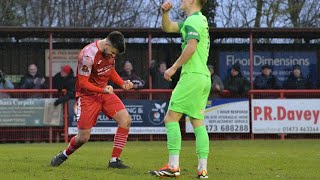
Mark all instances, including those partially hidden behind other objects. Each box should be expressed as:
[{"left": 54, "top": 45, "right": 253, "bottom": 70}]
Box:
[
  {"left": 111, "top": 127, "right": 129, "bottom": 161},
  {"left": 194, "top": 126, "right": 209, "bottom": 172},
  {"left": 63, "top": 136, "right": 82, "bottom": 157},
  {"left": 166, "top": 122, "right": 181, "bottom": 169}
]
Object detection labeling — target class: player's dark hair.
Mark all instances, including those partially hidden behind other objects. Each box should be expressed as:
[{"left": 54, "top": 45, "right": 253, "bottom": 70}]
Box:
[{"left": 107, "top": 31, "right": 126, "bottom": 54}]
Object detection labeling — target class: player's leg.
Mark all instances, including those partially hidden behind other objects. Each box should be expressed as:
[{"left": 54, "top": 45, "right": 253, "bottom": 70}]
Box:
[
  {"left": 50, "top": 96, "right": 101, "bottom": 167},
  {"left": 150, "top": 74, "right": 191, "bottom": 177},
  {"left": 190, "top": 118, "right": 209, "bottom": 179},
  {"left": 50, "top": 129, "right": 92, "bottom": 167},
  {"left": 149, "top": 110, "right": 183, "bottom": 177},
  {"left": 189, "top": 74, "right": 211, "bottom": 178},
  {"left": 101, "top": 94, "right": 131, "bottom": 169},
  {"left": 109, "top": 109, "right": 131, "bottom": 168},
  {"left": 64, "top": 129, "right": 91, "bottom": 157},
  {"left": 165, "top": 110, "right": 183, "bottom": 169}
]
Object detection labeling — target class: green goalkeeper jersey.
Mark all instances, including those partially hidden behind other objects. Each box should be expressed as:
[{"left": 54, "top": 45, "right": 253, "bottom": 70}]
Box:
[{"left": 178, "top": 11, "right": 210, "bottom": 77}]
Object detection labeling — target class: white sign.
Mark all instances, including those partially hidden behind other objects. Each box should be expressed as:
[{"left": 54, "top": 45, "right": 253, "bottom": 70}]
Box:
[
  {"left": 252, "top": 99, "right": 320, "bottom": 134},
  {"left": 45, "top": 49, "right": 80, "bottom": 76},
  {"left": 68, "top": 127, "right": 166, "bottom": 135},
  {"left": 186, "top": 99, "right": 250, "bottom": 133}
]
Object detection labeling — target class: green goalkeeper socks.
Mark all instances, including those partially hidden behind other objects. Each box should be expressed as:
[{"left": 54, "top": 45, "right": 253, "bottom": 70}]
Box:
[
  {"left": 166, "top": 122, "right": 181, "bottom": 155},
  {"left": 194, "top": 125, "right": 209, "bottom": 159}
]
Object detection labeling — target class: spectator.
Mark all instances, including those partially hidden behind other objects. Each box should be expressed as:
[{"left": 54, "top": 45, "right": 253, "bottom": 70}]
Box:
[
  {"left": 53, "top": 65, "right": 75, "bottom": 106},
  {"left": 208, "top": 65, "right": 224, "bottom": 98},
  {"left": 120, "top": 61, "right": 145, "bottom": 89},
  {"left": 0, "top": 70, "right": 14, "bottom": 98},
  {"left": 224, "top": 63, "right": 250, "bottom": 95},
  {"left": 20, "top": 64, "right": 46, "bottom": 89},
  {"left": 254, "top": 64, "right": 281, "bottom": 89},
  {"left": 150, "top": 60, "right": 170, "bottom": 89},
  {"left": 284, "top": 64, "right": 311, "bottom": 89}
]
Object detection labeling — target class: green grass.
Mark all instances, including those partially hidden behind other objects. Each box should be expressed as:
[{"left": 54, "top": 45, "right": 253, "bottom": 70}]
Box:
[{"left": 0, "top": 140, "right": 319, "bottom": 180}]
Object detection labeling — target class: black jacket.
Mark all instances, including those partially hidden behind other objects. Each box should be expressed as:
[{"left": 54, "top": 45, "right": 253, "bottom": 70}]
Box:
[
  {"left": 224, "top": 72, "right": 250, "bottom": 94},
  {"left": 254, "top": 74, "right": 282, "bottom": 89},
  {"left": 150, "top": 66, "right": 170, "bottom": 89},
  {"left": 53, "top": 70, "right": 75, "bottom": 105},
  {"left": 120, "top": 71, "right": 145, "bottom": 89},
  {"left": 284, "top": 74, "right": 311, "bottom": 89},
  {"left": 20, "top": 73, "right": 45, "bottom": 89}
]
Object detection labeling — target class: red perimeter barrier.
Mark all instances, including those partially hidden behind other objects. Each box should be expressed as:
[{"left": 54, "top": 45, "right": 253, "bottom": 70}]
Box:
[{"left": 1, "top": 89, "right": 320, "bottom": 143}]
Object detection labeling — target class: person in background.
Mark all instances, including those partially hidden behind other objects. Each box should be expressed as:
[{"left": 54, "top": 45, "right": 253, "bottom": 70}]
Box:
[
  {"left": 120, "top": 61, "right": 145, "bottom": 89},
  {"left": 150, "top": 60, "right": 171, "bottom": 89},
  {"left": 224, "top": 63, "right": 250, "bottom": 95},
  {"left": 20, "top": 64, "right": 46, "bottom": 89},
  {"left": 208, "top": 65, "right": 224, "bottom": 98},
  {"left": 53, "top": 65, "right": 76, "bottom": 106},
  {"left": 0, "top": 70, "right": 14, "bottom": 98},
  {"left": 254, "top": 64, "right": 281, "bottom": 89},
  {"left": 284, "top": 64, "right": 311, "bottom": 89}
]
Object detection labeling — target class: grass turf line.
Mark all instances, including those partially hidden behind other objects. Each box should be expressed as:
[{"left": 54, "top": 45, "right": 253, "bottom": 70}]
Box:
[{"left": 0, "top": 140, "right": 319, "bottom": 179}]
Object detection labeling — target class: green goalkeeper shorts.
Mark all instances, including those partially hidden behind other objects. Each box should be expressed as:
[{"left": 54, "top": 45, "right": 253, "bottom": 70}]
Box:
[{"left": 168, "top": 72, "right": 211, "bottom": 120}]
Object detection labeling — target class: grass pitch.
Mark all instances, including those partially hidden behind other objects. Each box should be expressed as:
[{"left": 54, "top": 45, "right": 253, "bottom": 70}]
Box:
[{"left": 0, "top": 140, "right": 319, "bottom": 180}]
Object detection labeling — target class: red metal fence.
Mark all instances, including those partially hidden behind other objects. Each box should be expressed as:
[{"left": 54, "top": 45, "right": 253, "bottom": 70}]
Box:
[{"left": 0, "top": 89, "right": 320, "bottom": 143}]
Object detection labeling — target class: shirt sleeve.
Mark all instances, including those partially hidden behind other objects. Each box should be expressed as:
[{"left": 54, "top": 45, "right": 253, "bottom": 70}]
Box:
[
  {"left": 184, "top": 17, "right": 200, "bottom": 42},
  {"left": 78, "top": 54, "right": 93, "bottom": 76},
  {"left": 78, "top": 75, "right": 104, "bottom": 93},
  {"left": 110, "top": 69, "right": 125, "bottom": 87},
  {"left": 184, "top": 25, "right": 200, "bottom": 42}
]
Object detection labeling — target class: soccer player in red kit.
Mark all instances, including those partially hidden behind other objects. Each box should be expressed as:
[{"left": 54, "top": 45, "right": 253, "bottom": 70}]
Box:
[{"left": 50, "top": 31, "right": 134, "bottom": 169}]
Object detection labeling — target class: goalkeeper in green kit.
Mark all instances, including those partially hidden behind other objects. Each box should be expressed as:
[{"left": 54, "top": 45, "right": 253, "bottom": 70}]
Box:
[{"left": 149, "top": 0, "right": 210, "bottom": 178}]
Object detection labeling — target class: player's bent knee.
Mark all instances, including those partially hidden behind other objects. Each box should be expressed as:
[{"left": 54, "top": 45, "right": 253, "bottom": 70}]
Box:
[
  {"left": 77, "top": 136, "right": 90, "bottom": 144},
  {"left": 114, "top": 110, "right": 132, "bottom": 128},
  {"left": 122, "top": 113, "right": 131, "bottom": 128},
  {"left": 76, "top": 132, "right": 91, "bottom": 145},
  {"left": 164, "top": 110, "right": 181, "bottom": 123}
]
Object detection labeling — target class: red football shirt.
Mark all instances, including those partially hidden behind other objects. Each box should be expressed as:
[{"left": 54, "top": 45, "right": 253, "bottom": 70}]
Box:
[{"left": 75, "top": 41, "right": 124, "bottom": 97}]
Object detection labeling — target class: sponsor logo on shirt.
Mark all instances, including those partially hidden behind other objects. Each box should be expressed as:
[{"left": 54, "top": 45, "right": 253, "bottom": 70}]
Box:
[
  {"left": 81, "top": 65, "right": 89, "bottom": 72},
  {"left": 188, "top": 32, "right": 198, "bottom": 36},
  {"left": 97, "top": 67, "right": 111, "bottom": 75}
]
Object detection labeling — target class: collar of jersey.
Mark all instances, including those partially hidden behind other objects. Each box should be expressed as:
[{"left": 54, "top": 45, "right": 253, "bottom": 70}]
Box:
[{"left": 191, "top": 11, "right": 201, "bottom": 16}]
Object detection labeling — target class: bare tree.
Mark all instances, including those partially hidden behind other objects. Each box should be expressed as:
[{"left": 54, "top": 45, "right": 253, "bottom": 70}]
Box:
[
  {"left": 254, "top": 0, "right": 263, "bottom": 27},
  {"left": 0, "top": 0, "right": 22, "bottom": 26},
  {"left": 287, "top": 0, "right": 305, "bottom": 27}
]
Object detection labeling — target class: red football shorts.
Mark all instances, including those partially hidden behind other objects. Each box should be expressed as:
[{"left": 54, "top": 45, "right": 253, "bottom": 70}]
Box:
[{"left": 75, "top": 93, "right": 125, "bottom": 129}]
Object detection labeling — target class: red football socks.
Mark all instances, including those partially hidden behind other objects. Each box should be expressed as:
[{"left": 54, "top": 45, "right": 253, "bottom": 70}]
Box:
[
  {"left": 65, "top": 136, "right": 80, "bottom": 156},
  {"left": 112, "top": 127, "right": 129, "bottom": 158}
]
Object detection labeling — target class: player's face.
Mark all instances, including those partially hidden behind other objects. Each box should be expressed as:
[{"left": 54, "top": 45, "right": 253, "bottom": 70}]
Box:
[
  {"left": 180, "top": 0, "right": 190, "bottom": 11},
  {"left": 103, "top": 43, "right": 118, "bottom": 59}
]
